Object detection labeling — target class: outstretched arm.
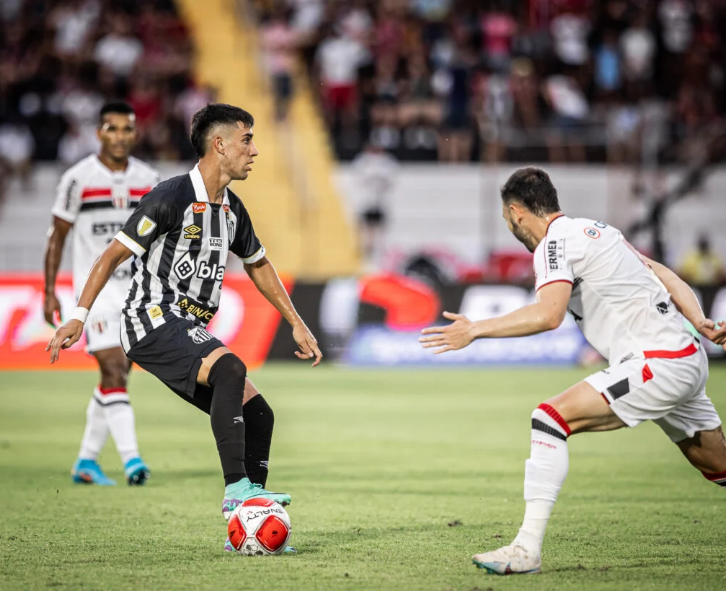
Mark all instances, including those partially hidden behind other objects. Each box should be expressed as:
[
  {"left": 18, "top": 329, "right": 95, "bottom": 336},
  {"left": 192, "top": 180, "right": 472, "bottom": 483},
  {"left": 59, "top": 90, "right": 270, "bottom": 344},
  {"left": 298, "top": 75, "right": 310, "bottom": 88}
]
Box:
[
  {"left": 244, "top": 256, "right": 322, "bottom": 366},
  {"left": 43, "top": 216, "right": 73, "bottom": 326},
  {"left": 46, "top": 239, "right": 134, "bottom": 362},
  {"left": 643, "top": 255, "right": 726, "bottom": 346},
  {"left": 420, "top": 282, "right": 572, "bottom": 354}
]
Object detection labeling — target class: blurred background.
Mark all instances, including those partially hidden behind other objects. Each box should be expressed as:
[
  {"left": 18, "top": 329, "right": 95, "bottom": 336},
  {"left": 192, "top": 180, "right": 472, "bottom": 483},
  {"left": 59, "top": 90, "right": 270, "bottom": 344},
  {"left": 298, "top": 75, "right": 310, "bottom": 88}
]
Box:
[{"left": 0, "top": 0, "right": 724, "bottom": 370}]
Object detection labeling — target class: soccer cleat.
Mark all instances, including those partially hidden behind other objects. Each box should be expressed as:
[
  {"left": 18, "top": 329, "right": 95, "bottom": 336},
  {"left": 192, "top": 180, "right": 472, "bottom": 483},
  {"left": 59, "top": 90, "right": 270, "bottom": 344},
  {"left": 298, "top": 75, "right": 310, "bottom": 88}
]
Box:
[
  {"left": 472, "top": 543, "right": 542, "bottom": 575},
  {"left": 222, "top": 478, "right": 291, "bottom": 521},
  {"left": 124, "top": 457, "right": 150, "bottom": 486},
  {"left": 71, "top": 459, "right": 116, "bottom": 486}
]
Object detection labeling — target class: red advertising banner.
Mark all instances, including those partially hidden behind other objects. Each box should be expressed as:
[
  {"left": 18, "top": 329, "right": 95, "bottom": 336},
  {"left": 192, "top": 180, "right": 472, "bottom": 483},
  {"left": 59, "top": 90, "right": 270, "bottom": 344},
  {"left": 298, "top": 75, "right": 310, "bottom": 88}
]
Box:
[{"left": 0, "top": 274, "right": 292, "bottom": 370}]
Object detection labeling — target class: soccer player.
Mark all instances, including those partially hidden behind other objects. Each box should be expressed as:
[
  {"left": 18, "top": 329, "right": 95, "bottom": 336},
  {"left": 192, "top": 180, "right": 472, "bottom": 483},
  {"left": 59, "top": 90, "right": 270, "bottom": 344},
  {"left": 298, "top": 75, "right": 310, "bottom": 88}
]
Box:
[
  {"left": 46, "top": 104, "right": 322, "bottom": 548},
  {"left": 45, "top": 102, "right": 158, "bottom": 486},
  {"left": 419, "top": 167, "right": 726, "bottom": 575}
]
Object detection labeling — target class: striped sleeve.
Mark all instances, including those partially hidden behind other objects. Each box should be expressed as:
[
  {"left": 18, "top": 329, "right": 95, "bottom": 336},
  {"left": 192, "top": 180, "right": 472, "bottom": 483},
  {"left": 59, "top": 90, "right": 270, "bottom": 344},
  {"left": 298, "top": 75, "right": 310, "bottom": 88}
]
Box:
[{"left": 50, "top": 170, "right": 81, "bottom": 223}]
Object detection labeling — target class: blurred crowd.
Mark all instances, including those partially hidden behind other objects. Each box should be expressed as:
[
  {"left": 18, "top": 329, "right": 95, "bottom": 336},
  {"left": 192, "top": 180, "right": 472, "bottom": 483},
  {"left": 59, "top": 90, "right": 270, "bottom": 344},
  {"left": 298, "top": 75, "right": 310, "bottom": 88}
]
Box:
[
  {"left": 0, "top": 0, "right": 212, "bottom": 186},
  {"left": 254, "top": 0, "right": 726, "bottom": 162}
]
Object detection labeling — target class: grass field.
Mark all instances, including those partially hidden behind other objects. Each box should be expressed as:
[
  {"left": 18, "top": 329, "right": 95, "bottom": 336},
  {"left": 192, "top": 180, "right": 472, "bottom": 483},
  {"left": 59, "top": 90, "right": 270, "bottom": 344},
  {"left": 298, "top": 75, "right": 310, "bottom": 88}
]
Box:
[{"left": 1, "top": 364, "right": 725, "bottom": 591}]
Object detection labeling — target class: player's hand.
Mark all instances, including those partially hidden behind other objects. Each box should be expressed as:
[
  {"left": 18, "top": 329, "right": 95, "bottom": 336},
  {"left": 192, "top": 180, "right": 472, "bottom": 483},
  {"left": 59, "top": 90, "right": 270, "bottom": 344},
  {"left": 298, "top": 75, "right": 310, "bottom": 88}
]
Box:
[
  {"left": 696, "top": 318, "right": 726, "bottom": 346},
  {"left": 419, "top": 311, "right": 475, "bottom": 354},
  {"left": 292, "top": 322, "right": 323, "bottom": 367},
  {"left": 46, "top": 320, "right": 84, "bottom": 363},
  {"left": 43, "top": 293, "right": 62, "bottom": 326}
]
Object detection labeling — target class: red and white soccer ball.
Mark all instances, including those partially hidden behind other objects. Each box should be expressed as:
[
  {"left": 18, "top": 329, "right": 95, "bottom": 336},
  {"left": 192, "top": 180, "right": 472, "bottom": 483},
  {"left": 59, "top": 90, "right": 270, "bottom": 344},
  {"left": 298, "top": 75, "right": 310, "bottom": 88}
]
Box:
[{"left": 227, "top": 498, "right": 291, "bottom": 556}]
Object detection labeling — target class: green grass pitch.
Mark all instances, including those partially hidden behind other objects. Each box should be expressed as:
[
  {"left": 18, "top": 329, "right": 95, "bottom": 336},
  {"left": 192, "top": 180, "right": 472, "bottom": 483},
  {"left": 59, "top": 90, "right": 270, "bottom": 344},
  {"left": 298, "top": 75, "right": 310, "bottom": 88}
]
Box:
[{"left": 1, "top": 364, "right": 725, "bottom": 590}]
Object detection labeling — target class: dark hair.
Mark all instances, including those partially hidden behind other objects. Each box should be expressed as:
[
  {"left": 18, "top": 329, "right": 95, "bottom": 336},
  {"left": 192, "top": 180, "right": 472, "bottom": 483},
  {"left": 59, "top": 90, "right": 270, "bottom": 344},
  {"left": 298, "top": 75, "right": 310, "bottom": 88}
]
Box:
[
  {"left": 190, "top": 103, "right": 254, "bottom": 157},
  {"left": 99, "top": 101, "right": 135, "bottom": 125},
  {"left": 500, "top": 167, "right": 561, "bottom": 216}
]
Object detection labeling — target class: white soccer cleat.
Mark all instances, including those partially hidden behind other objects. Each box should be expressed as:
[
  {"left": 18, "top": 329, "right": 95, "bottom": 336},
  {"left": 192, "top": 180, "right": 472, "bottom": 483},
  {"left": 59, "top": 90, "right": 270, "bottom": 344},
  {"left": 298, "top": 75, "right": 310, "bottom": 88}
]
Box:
[{"left": 472, "top": 543, "right": 542, "bottom": 575}]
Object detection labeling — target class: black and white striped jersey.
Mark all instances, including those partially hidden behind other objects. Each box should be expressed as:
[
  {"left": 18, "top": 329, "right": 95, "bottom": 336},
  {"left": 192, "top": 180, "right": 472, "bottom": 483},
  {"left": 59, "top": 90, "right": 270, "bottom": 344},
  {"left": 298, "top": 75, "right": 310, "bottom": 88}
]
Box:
[{"left": 114, "top": 165, "right": 265, "bottom": 352}]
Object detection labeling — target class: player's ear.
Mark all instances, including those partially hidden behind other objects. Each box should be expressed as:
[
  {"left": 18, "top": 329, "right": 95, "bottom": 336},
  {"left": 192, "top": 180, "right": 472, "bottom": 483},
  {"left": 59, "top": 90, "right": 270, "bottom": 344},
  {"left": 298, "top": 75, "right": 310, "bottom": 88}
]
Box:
[{"left": 212, "top": 134, "right": 225, "bottom": 156}]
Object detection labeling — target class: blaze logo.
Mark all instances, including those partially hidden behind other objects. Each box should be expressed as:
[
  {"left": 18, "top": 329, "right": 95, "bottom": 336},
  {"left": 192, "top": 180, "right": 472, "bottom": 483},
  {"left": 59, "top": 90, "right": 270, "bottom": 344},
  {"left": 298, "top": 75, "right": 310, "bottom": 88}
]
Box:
[
  {"left": 197, "top": 261, "right": 225, "bottom": 281},
  {"left": 184, "top": 224, "right": 202, "bottom": 239},
  {"left": 192, "top": 203, "right": 206, "bottom": 214}
]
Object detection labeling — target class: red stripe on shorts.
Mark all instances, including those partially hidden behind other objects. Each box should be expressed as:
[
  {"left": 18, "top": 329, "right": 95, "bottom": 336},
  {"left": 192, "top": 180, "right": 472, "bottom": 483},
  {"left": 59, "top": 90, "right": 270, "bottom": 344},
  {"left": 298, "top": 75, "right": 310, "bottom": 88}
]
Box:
[{"left": 644, "top": 343, "right": 698, "bottom": 359}]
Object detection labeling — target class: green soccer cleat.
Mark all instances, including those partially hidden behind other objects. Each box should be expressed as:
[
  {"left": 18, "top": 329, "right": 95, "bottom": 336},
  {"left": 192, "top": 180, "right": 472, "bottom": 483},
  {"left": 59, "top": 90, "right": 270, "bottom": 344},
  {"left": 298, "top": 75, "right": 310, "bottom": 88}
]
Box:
[{"left": 221, "top": 478, "right": 291, "bottom": 520}]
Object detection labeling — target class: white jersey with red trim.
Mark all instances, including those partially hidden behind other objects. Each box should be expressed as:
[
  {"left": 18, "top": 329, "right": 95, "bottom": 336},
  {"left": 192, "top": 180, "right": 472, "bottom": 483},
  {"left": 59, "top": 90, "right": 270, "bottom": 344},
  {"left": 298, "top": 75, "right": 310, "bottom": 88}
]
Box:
[
  {"left": 51, "top": 155, "right": 161, "bottom": 309},
  {"left": 533, "top": 216, "right": 694, "bottom": 364}
]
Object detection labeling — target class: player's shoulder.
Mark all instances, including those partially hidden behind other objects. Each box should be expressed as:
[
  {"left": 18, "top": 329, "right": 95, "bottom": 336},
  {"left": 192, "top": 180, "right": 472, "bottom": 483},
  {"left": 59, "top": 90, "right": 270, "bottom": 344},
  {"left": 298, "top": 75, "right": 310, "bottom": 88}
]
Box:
[
  {"left": 128, "top": 156, "right": 161, "bottom": 180},
  {"left": 548, "top": 216, "right": 619, "bottom": 240},
  {"left": 60, "top": 155, "right": 97, "bottom": 181},
  {"left": 226, "top": 188, "right": 250, "bottom": 216},
  {"left": 140, "top": 173, "right": 195, "bottom": 212}
]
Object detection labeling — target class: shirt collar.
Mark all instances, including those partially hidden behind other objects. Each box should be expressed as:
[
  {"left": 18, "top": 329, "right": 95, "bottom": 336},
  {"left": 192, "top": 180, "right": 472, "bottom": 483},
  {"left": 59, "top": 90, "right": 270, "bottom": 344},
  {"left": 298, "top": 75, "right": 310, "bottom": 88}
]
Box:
[{"left": 189, "top": 164, "right": 230, "bottom": 206}]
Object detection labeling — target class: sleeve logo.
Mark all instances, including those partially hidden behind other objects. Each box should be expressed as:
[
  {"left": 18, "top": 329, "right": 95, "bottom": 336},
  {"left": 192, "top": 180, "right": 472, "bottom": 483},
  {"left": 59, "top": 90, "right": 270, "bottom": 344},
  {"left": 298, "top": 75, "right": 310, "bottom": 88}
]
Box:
[
  {"left": 547, "top": 240, "right": 559, "bottom": 270},
  {"left": 137, "top": 216, "right": 157, "bottom": 237},
  {"left": 584, "top": 227, "right": 601, "bottom": 239}
]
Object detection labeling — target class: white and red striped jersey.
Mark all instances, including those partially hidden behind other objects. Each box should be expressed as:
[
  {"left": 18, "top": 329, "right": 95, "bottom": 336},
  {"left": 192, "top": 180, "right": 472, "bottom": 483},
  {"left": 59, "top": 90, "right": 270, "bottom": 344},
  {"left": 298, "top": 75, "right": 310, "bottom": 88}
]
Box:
[
  {"left": 533, "top": 216, "right": 694, "bottom": 364},
  {"left": 51, "top": 155, "right": 161, "bottom": 308}
]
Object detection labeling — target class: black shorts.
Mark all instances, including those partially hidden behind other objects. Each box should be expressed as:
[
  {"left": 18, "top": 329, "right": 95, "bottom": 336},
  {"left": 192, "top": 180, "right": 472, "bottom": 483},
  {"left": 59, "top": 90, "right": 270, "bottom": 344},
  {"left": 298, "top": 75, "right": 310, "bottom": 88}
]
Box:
[{"left": 125, "top": 316, "right": 222, "bottom": 414}]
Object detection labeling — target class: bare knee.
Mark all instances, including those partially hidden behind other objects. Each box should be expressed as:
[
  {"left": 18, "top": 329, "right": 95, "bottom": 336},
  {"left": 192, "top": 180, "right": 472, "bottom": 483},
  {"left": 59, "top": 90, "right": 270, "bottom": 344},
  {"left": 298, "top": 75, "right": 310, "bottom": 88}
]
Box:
[
  {"left": 96, "top": 352, "right": 130, "bottom": 390},
  {"left": 243, "top": 378, "right": 260, "bottom": 405},
  {"left": 676, "top": 427, "right": 726, "bottom": 474}
]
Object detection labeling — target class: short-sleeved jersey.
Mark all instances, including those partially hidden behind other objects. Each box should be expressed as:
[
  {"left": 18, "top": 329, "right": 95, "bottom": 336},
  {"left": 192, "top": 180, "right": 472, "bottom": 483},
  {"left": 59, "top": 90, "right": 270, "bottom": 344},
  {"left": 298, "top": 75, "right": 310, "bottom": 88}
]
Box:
[
  {"left": 51, "top": 155, "right": 161, "bottom": 306},
  {"left": 115, "top": 164, "right": 265, "bottom": 352},
  {"left": 533, "top": 216, "right": 694, "bottom": 364}
]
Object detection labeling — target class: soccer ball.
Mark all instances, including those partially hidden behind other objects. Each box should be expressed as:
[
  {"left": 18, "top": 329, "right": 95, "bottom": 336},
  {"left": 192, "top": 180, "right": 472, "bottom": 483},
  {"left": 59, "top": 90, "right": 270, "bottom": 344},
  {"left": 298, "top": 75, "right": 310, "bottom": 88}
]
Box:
[{"left": 227, "top": 498, "right": 291, "bottom": 556}]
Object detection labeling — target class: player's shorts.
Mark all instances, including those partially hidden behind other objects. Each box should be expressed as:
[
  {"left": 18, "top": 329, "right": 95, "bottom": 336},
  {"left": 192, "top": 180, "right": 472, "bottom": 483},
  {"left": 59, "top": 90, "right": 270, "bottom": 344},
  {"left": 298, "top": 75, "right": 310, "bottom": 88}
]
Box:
[
  {"left": 85, "top": 305, "right": 123, "bottom": 353},
  {"left": 585, "top": 342, "right": 721, "bottom": 442},
  {"left": 124, "top": 315, "right": 222, "bottom": 414}
]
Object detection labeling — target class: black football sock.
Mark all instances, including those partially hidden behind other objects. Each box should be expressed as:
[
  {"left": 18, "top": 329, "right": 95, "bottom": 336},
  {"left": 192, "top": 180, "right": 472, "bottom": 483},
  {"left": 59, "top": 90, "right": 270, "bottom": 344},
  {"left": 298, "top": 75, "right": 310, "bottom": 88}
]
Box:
[
  {"left": 207, "top": 354, "right": 247, "bottom": 486},
  {"left": 243, "top": 395, "right": 274, "bottom": 487}
]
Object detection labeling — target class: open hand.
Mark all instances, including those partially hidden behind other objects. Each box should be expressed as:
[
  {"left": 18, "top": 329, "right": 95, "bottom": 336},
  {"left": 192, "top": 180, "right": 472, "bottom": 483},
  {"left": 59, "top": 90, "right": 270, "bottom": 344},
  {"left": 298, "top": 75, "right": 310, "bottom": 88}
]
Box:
[
  {"left": 46, "top": 320, "right": 84, "bottom": 363},
  {"left": 696, "top": 319, "right": 726, "bottom": 346},
  {"left": 292, "top": 323, "right": 323, "bottom": 367},
  {"left": 419, "top": 311, "right": 475, "bottom": 354}
]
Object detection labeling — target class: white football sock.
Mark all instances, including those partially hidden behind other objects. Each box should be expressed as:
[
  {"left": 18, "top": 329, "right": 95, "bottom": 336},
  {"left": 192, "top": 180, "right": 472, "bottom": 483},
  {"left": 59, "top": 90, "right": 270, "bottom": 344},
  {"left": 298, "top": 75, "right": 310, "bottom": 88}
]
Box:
[
  {"left": 513, "top": 404, "right": 570, "bottom": 554},
  {"left": 96, "top": 387, "right": 140, "bottom": 465},
  {"left": 78, "top": 396, "right": 110, "bottom": 461}
]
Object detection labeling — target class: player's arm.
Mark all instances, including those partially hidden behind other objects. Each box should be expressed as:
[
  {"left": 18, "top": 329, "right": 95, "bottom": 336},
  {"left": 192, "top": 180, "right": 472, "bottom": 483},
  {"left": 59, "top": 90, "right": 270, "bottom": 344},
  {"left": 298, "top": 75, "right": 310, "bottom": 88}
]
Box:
[
  {"left": 43, "top": 216, "right": 73, "bottom": 326},
  {"left": 420, "top": 282, "right": 572, "bottom": 354},
  {"left": 46, "top": 239, "right": 134, "bottom": 363},
  {"left": 643, "top": 255, "right": 726, "bottom": 346},
  {"left": 244, "top": 256, "right": 322, "bottom": 366}
]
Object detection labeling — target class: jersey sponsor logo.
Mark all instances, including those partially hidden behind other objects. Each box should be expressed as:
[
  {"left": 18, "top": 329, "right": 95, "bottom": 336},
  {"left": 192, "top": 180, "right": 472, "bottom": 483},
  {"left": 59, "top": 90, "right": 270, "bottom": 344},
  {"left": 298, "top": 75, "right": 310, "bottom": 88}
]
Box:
[
  {"left": 208, "top": 237, "right": 224, "bottom": 250},
  {"left": 174, "top": 252, "right": 196, "bottom": 279},
  {"left": 137, "top": 216, "right": 157, "bottom": 237},
  {"left": 65, "top": 179, "right": 77, "bottom": 210},
  {"left": 92, "top": 221, "right": 125, "bottom": 236},
  {"left": 178, "top": 297, "right": 215, "bottom": 321},
  {"left": 192, "top": 203, "right": 207, "bottom": 214},
  {"left": 584, "top": 227, "right": 601, "bottom": 239},
  {"left": 656, "top": 301, "right": 669, "bottom": 315},
  {"left": 223, "top": 204, "right": 230, "bottom": 213},
  {"left": 188, "top": 326, "right": 214, "bottom": 344},
  {"left": 197, "top": 261, "right": 225, "bottom": 281},
  {"left": 547, "top": 240, "right": 559, "bottom": 270},
  {"left": 184, "top": 224, "right": 202, "bottom": 239},
  {"left": 148, "top": 305, "right": 163, "bottom": 320}
]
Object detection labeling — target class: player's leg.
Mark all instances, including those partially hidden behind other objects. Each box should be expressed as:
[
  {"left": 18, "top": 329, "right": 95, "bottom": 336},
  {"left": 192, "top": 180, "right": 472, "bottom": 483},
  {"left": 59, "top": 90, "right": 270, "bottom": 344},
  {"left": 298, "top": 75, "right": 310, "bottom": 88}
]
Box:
[
  {"left": 93, "top": 346, "right": 150, "bottom": 485},
  {"left": 473, "top": 380, "right": 625, "bottom": 575},
  {"left": 677, "top": 427, "right": 726, "bottom": 485},
  {"left": 242, "top": 378, "right": 274, "bottom": 487},
  {"left": 196, "top": 347, "right": 290, "bottom": 516},
  {"left": 72, "top": 371, "right": 114, "bottom": 485}
]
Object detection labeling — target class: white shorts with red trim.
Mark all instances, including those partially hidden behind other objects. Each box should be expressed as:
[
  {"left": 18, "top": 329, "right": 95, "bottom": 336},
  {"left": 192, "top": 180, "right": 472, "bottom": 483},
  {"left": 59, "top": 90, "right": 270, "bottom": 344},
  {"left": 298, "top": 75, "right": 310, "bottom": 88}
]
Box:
[
  {"left": 85, "top": 301, "right": 123, "bottom": 354},
  {"left": 585, "top": 343, "right": 721, "bottom": 442}
]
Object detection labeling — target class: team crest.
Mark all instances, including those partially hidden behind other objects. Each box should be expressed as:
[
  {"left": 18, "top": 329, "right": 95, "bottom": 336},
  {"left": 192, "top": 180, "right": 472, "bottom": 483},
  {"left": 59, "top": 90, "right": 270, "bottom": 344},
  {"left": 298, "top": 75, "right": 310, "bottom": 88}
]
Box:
[
  {"left": 112, "top": 184, "right": 129, "bottom": 209},
  {"left": 584, "top": 227, "right": 601, "bottom": 239},
  {"left": 137, "top": 216, "right": 157, "bottom": 237},
  {"left": 188, "top": 326, "right": 213, "bottom": 344},
  {"left": 227, "top": 217, "right": 236, "bottom": 244}
]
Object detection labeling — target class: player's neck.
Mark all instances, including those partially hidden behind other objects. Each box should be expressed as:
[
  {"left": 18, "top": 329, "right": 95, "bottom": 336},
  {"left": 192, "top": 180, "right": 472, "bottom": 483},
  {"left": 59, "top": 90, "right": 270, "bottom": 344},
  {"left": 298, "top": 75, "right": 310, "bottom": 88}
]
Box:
[
  {"left": 197, "top": 160, "right": 230, "bottom": 204},
  {"left": 532, "top": 212, "right": 564, "bottom": 245},
  {"left": 97, "top": 152, "right": 128, "bottom": 173}
]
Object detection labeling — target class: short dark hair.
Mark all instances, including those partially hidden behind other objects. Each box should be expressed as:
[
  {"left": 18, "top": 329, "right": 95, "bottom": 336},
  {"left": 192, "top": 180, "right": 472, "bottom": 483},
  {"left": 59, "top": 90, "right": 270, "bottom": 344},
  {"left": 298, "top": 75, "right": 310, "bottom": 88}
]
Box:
[
  {"left": 99, "top": 101, "right": 135, "bottom": 125},
  {"left": 190, "top": 103, "right": 254, "bottom": 157},
  {"left": 500, "top": 167, "right": 560, "bottom": 216}
]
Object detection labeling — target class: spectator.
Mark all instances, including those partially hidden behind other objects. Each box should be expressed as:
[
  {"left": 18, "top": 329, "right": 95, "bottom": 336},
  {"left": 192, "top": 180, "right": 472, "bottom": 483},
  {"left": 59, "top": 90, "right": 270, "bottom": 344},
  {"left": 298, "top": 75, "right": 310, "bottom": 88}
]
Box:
[
  {"left": 94, "top": 13, "right": 144, "bottom": 79},
  {"left": 550, "top": 7, "right": 591, "bottom": 67},
  {"left": 593, "top": 30, "right": 623, "bottom": 96},
  {"left": 261, "top": 7, "right": 298, "bottom": 122},
  {"left": 543, "top": 72, "right": 589, "bottom": 162},
  {"left": 0, "top": 119, "right": 35, "bottom": 197},
  {"left": 480, "top": 3, "right": 517, "bottom": 72},
  {"left": 51, "top": 0, "right": 101, "bottom": 59},
  {"left": 679, "top": 235, "right": 725, "bottom": 286},
  {"left": 620, "top": 10, "right": 656, "bottom": 83}
]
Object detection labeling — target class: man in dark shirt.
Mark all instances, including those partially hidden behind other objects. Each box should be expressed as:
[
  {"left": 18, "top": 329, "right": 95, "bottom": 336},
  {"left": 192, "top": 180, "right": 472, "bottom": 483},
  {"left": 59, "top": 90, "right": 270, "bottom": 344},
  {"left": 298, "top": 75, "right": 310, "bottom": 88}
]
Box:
[{"left": 48, "top": 104, "right": 322, "bottom": 549}]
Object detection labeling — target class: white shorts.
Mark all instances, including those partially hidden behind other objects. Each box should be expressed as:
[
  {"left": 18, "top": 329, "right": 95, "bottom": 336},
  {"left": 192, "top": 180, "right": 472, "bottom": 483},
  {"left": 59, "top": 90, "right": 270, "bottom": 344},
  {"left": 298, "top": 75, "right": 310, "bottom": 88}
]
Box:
[
  {"left": 85, "top": 303, "right": 123, "bottom": 354},
  {"left": 585, "top": 344, "right": 721, "bottom": 442}
]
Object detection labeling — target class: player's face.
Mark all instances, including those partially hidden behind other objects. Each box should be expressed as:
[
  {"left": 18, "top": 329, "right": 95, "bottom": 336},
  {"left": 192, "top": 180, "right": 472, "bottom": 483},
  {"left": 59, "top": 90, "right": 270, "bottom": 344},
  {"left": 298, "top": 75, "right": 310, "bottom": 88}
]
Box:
[
  {"left": 502, "top": 202, "right": 537, "bottom": 253},
  {"left": 223, "top": 123, "right": 259, "bottom": 181},
  {"left": 97, "top": 113, "right": 137, "bottom": 162}
]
